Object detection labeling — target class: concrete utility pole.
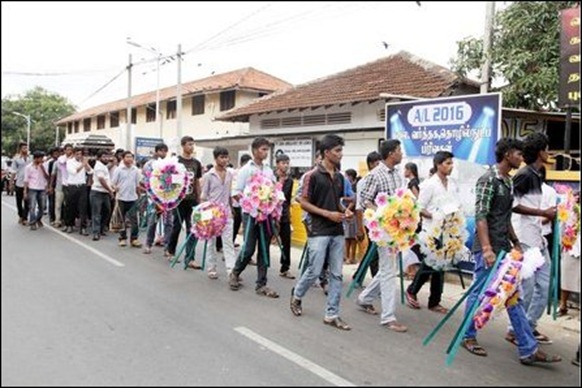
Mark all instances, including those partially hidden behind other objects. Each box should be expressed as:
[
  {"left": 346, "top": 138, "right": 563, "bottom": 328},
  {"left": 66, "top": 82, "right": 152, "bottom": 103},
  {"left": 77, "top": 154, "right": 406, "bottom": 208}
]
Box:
[
  {"left": 12, "top": 112, "right": 31, "bottom": 149},
  {"left": 176, "top": 44, "right": 183, "bottom": 144},
  {"left": 481, "top": 1, "right": 495, "bottom": 93},
  {"left": 126, "top": 54, "right": 133, "bottom": 151}
]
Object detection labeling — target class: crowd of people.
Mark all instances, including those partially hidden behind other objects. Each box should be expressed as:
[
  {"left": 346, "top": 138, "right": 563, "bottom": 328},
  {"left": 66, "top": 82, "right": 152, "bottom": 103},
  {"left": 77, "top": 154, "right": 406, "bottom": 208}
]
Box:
[{"left": 6, "top": 132, "right": 580, "bottom": 367}]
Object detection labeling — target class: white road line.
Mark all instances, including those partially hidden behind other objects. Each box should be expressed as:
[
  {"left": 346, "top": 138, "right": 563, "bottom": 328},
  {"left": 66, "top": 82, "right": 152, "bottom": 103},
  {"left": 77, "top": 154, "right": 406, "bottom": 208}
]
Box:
[
  {"left": 234, "top": 326, "right": 356, "bottom": 387},
  {"left": 2, "top": 200, "right": 125, "bottom": 267}
]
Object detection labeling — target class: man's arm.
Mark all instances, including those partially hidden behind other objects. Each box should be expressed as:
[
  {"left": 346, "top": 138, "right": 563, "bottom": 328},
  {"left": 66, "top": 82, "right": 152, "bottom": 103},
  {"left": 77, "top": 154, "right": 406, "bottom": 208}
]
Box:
[{"left": 474, "top": 176, "right": 495, "bottom": 266}]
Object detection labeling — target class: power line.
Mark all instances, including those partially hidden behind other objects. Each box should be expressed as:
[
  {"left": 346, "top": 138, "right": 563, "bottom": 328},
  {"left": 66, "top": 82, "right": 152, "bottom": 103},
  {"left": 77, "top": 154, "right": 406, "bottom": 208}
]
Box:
[{"left": 79, "top": 68, "right": 126, "bottom": 105}]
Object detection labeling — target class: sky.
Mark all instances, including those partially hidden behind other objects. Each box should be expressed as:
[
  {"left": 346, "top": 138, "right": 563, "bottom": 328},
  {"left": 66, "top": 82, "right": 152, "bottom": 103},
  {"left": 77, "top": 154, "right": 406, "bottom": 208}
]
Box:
[{"left": 2, "top": 1, "right": 503, "bottom": 111}]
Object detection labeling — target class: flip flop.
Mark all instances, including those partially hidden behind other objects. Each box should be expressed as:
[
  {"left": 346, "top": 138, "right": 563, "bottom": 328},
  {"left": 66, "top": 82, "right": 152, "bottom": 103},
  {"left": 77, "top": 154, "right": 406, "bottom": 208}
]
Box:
[
  {"left": 462, "top": 338, "right": 488, "bottom": 357},
  {"left": 505, "top": 333, "right": 518, "bottom": 346},
  {"left": 358, "top": 303, "right": 379, "bottom": 315},
  {"left": 520, "top": 351, "right": 562, "bottom": 366}
]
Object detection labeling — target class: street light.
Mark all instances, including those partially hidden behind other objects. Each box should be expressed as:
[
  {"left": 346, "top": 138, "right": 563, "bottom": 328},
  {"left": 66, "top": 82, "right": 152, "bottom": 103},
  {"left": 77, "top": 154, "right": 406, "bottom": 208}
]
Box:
[
  {"left": 12, "top": 111, "right": 31, "bottom": 149},
  {"left": 127, "top": 38, "right": 162, "bottom": 139}
]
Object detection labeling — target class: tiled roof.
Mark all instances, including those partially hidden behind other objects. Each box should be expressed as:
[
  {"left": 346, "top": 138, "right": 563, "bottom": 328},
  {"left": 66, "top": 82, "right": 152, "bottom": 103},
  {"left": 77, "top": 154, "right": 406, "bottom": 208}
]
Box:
[
  {"left": 56, "top": 67, "right": 291, "bottom": 124},
  {"left": 217, "top": 51, "right": 479, "bottom": 122}
]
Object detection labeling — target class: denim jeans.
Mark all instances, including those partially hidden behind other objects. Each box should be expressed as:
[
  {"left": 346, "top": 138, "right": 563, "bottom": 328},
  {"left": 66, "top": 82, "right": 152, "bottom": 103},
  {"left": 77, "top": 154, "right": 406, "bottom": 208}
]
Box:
[
  {"left": 90, "top": 191, "right": 111, "bottom": 235},
  {"left": 293, "top": 235, "right": 344, "bottom": 319},
  {"left": 27, "top": 189, "right": 46, "bottom": 225},
  {"left": 145, "top": 208, "right": 174, "bottom": 249},
  {"left": 519, "top": 244, "right": 551, "bottom": 330},
  {"left": 233, "top": 214, "right": 272, "bottom": 289},
  {"left": 464, "top": 251, "right": 538, "bottom": 358},
  {"left": 118, "top": 200, "right": 138, "bottom": 241},
  {"left": 358, "top": 246, "right": 398, "bottom": 324}
]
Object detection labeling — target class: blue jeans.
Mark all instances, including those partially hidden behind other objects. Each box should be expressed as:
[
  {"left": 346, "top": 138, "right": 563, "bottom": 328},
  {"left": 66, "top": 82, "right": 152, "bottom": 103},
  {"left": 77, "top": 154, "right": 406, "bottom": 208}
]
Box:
[
  {"left": 27, "top": 189, "right": 46, "bottom": 224},
  {"left": 145, "top": 208, "right": 174, "bottom": 248},
  {"left": 519, "top": 244, "right": 550, "bottom": 330},
  {"left": 90, "top": 191, "right": 111, "bottom": 235},
  {"left": 464, "top": 251, "right": 538, "bottom": 358},
  {"left": 293, "top": 235, "right": 344, "bottom": 319}
]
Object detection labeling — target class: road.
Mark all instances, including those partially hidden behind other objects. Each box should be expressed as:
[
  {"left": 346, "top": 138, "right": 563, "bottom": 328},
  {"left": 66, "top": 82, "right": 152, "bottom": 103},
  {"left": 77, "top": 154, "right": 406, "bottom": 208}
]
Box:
[{"left": 1, "top": 197, "right": 580, "bottom": 386}]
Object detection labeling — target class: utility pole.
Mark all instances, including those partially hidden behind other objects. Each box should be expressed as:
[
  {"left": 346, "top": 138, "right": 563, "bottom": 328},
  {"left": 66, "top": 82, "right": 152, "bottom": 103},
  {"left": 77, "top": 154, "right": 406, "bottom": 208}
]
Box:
[
  {"left": 55, "top": 126, "right": 59, "bottom": 147},
  {"left": 176, "top": 44, "right": 183, "bottom": 144},
  {"left": 126, "top": 54, "right": 133, "bottom": 152},
  {"left": 481, "top": 2, "right": 495, "bottom": 94}
]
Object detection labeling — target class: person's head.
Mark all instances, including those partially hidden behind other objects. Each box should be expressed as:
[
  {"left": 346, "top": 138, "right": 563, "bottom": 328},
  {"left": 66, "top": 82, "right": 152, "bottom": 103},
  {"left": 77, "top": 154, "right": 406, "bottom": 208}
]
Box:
[
  {"left": 275, "top": 153, "right": 290, "bottom": 175},
  {"left": 96, "top": 149, "right": 111, "bottom": 164},
  {"left": 345, "top": 168, "right": 357, "bottom": 183},
  {"left": 522, "top": 132, "right": 550, "bottom": 165},
  {"left": 251, "top": 137, "right": 270, "bottom": 161},
  {"left": 181, "top": 136, "right": 195, "bottom": 155},
  {"left": 63, "top": 144, "right": 74, "bottom": 157},
  {"left": 213, "top": 146, "right": 229, "bottom": 168},
  {"left": 240, "top": 153, "right": 251, "bottom": 167},
  {"left": 49, "top": 147, "right": 60, "bottom": 159},
  {"left": 73, "top": 147, "right": 84, "bottom": 160},
  {"left": 122, "top": 150, "right": 134, "bottom": 167},
  {"left": 428, "top": 166, "right": 437, "bottom": 177},
  {"left": 379, "top": 139, "right": 402, "bottom": 166},
  {"left": 366, "top": 151, "right": 382, "bottom": 171},
  {"left": 32, "top": 150, "right": 45, "bottom": 163},
  {"left": 314, "top": 150, "right": 323, "bottom": 166},
  {"left": 404, "top": 162, "right": 418, "bottom": 179},
  {"left": 319, "top": 134, "right": 344, "bottom": 167},
  {"left": 17, "top": 142, "right": 28, "bottom": 156},
  {"left": 154, "top": 143, "right": 168, "bottom": 159},
  {"left": 114, "top": 148, "right": 125, "bottom": 162},
  {"left": 495, "top": 138, "right": 524, "bottom": 169},
  {"left": 433, "top": 151, "right": 455, "bottom": 176}
]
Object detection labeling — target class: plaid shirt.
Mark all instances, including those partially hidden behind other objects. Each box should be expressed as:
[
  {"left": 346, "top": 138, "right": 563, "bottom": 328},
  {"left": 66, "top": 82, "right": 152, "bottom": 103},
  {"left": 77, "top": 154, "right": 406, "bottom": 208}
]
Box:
[{"left": 359, "top": 162, "right": 405, "bottom": 208}]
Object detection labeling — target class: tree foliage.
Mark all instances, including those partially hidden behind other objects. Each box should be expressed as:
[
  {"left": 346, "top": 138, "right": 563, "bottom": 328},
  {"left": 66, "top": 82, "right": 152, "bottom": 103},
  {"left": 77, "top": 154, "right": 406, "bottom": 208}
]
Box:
[
  {"left": 450, "top": 1, "right": 579, "bottom": 111},
  {"left": 1, "top": 87, "right": 76, "bottom": 155}
]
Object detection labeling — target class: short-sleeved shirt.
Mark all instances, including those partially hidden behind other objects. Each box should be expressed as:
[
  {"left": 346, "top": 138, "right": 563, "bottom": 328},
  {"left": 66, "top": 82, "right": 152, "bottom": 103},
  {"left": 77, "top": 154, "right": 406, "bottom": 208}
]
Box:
[
  {"left": 112, "top": 164, "right": 140, "bottom": 201},
  {"left": 540, "top": 183, "right": 557, "bottom": 236},
  {"left": 417, "top": 174, "right": 460, "bottom": 231},
  {"left": 511, "top": 165, "right": 545, "bottom": 249},
  {"left": 301, "top": 164, "right": 345, "bottom": 237},
  {"left": 92, "top": 160, "right": 111, "bottom": 193},
  {"left": 179, "top": 156, "right": 203, "bottom": 204},
  {"left": 359, "top": 162, "right": 405, "bottom": 207},
  {"left": 473, "top": 165, "right": 513, "bottom": 254},
  {"left": 235, "top": 159, "right": 275, "bottom": 195},
  {"left": 12, "top": 155, "right": 30, "bottom": 188},
  {"left": 24, "top": 163, "right": 48, "bottom": 190}
]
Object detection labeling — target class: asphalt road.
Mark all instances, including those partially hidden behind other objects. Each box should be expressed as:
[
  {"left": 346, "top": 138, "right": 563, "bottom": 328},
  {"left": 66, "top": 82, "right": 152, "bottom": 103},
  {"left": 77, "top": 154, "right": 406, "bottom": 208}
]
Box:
[{"left": 1, "top": 197, "right": 580, "bottom": 386}]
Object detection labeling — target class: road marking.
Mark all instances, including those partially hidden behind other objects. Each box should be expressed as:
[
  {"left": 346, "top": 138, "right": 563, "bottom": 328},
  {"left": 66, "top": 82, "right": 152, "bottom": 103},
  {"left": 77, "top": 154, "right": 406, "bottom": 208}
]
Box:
[
  {"left": 234, "top": 326, "right": 355, "bottom": 387},
  {"left": 2, "top": 200, "right": 125, "bottom": 268}
]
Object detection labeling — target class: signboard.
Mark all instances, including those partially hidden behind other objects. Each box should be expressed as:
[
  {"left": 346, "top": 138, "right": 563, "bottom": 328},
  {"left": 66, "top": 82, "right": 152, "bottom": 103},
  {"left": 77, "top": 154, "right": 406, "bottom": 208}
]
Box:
[
  {"left": 559, "top": 7, "right": 581, "bottom": 107},
  {"left": 273, "top": 139, "right": 313, "bottom": 167},
  {"left": 387, "top": 93, "right": 502, "bottom": 273},
  {"left": 135, "top": 137, "right": 163, "bottom": 163}
]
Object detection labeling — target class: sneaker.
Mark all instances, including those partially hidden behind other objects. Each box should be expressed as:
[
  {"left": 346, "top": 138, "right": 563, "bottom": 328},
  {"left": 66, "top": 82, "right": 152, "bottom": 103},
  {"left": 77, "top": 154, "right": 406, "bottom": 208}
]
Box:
[
  {"left": 323, "top": 317, "right": 351, "bottom": 331},
  {"left": 80, "top": 228, "right": 89, "bottom": 236},
  {"left": 532, "top": 330, "right": 552, "bottom": 344},
  {"left": 405, "top": 290, "right": 421, "bottom": 309},
  {"left": 118, "top": 239, "right": 127, "bottom": 247},
  {"left": 229, "top": 271, "right": 240, "bottom": 290},
  {"left": 290, "top": 288, "right": 302, "bottom": 316},
  {"left": 130, "top": 240, "right": 142, "bottom": 248}
]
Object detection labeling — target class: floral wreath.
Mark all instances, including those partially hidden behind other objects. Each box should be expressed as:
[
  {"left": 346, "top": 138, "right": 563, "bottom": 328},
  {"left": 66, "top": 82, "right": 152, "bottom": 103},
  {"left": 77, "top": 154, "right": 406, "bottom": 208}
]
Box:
[
  {"left": 473, "top": 248, "right": 545, "bottom": 330},
  {"left": 190, "top": 201, "right": 229, "bottom": 240},
  {"left": 363, "top": 188, "right": 420, "bottom": 253},
  {"left": 555, "top": 184, "right": 580, "bottom": 253},
  {"left": 143, "top": 157, "right": 190, "bottom": 212},
  {"left": 240, "top": 172, "right": 284, "bottom": 222},
  {"left": 419, "top": 209, "right": 470, "bottom": 271}
]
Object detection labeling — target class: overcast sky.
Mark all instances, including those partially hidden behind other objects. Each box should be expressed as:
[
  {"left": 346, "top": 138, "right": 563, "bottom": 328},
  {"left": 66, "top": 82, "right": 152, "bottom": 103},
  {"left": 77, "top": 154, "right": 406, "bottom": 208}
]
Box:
[{"left": 2, "top": 1, "right": 502, "bottom": 110}]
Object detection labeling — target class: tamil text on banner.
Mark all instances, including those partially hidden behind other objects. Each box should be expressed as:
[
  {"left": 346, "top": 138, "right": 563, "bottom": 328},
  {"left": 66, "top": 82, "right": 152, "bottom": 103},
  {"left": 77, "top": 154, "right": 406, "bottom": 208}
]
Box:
[{"left": 559, "top": 7, "right": 581, "bottom": 108}]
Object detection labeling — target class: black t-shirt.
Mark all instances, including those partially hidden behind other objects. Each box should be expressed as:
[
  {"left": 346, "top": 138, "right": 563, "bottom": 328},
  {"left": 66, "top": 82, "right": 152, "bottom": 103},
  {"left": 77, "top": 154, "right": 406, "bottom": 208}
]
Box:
[{"left": 179, "top": 155, "right": 202, "bottom": 204}]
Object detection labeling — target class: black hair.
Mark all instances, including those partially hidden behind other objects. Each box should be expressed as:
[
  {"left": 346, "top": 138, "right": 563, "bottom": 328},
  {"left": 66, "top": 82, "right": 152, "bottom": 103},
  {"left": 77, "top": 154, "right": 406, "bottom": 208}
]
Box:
[
  {"left": 276, "top": 153, "right": 290, "bottom": 163},
  {"left": 429, "top": 166, "right": 437, "bottom": 176},
  {"left": 213, "top": 146, "right": 229, "bottom": 159},
  {"left": 495, "top": 138, "right": 524, "bottom": 163},
  {"left": 345, "top": 168, "right": 357, "bottom": 180},
  {"left": 379, "top": 139, "right": 401, "bottom": 159},
  {"left": 206, "top": 163, "right": 214, "bottom": 171},
  {"left": 121, "top": 150, "right": 134, "bottom": 159},
  {"left": 63, "top": 143, "right": 74, "bottom": 150},
  {"left": 433, "top": 151, "right": 454, "bottom": 167},
  {"left": 18, "top": 142, "right": 27, "bottom": 150},
  {"left": 96, "top": 149, "right": 110, "bottom": 158},
  {"left": 366, "top": 151, "right": 382, "bottom": 170},
  {"left": 155, "top": 143, "right": 168, "bottom": 152},
  {"left": 115, "top": 148, "right": 124, "bottom": 155},
  {"left": 73, "top": 147, "right": 84, "bottom": 153},
  {"left": 319, "top": 134, "right": 344, "bottom": 153},
  {"left": 181, "top": 135, "right": 194, "bottom": 146},
  {"left": 251, "top": 137, "right": 270, "bottom": 150},
  {"left": 240, "top": 154, "right": 251, "bottom": 166},
  {"left": 404, "top": 162, "right": 419, "bottom": 179},
  {"left": 522, "top": 132, "right": 549, "bottom": 165},
  {"left": 32, "top": 150, "right": 45, "bottom": 159}
]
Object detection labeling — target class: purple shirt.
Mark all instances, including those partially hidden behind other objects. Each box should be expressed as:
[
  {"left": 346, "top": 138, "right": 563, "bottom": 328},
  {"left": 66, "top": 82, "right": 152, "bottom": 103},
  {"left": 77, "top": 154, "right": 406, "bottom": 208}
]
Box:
[
  {"left": 24, "top": 163, "right": 48, "bottom": 190},
  {"left": 201, "top": 167, "right": 233, "bottom": 212}
]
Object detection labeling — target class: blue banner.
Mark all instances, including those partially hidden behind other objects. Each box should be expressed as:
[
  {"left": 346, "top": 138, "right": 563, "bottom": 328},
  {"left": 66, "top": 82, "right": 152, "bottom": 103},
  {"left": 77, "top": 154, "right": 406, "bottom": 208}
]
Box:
[
  {"left": 386, "top": 93, "right": 502, "bottom": 166},
  {"left": 135, "top": 137, "right": 163, "bottom": 163}
]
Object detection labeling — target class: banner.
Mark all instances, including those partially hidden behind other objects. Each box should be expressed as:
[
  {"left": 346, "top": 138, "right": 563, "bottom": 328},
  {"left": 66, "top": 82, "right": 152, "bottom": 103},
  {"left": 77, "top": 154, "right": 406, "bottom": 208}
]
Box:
[
  {"left": 273, "top": 139, "right": 313, "bottom": 167},
  {"left": 386, "top": 93, "right": 502, "bottom": 166},
  {"left": 135, "top": 137, "right": 163, "bottom": 163},
  {"left": 559, "top": 7, "right": 581, "bottom": 108}
]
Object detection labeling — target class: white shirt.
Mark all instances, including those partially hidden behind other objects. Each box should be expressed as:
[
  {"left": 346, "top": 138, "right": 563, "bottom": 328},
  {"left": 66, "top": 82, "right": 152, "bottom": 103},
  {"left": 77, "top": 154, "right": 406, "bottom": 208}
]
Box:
[
  {"left": 417, "top": 174, "right": 461, "bottom": 231},
  {"left": 92, "top": 160, "right": 111, "bottom": 193},
  {"left": 540, "top": 183, "right": 557, "bottom": 236},
  {"left": 66, "top": 158, "right": 88, "bottom": 185}
]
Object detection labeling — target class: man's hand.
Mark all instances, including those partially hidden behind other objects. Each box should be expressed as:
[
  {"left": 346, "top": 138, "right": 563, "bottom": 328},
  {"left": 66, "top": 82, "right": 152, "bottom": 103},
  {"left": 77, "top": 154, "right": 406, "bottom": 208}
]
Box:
[
  {"left": 541, "top": 207, "right": 557, "bottom": 220},
  {"left": 482, "top": 246, "right": 496, "bottom": 267},
  {"left": 344, "top": 208, "right": 354, "bottom": 221},
  {"left": 326, "top": 210, "right": 345, "bottom": 223}
]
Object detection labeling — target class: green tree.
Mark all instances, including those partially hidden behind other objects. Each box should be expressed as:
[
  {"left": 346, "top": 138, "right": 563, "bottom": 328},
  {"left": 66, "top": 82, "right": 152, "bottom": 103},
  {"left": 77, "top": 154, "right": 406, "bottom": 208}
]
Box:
[
  {"left": 450, "top": 1, "right": 579, "bottom": 111},
  {"left": 1, "top": 87, "right": 76, "bottom": 155}
]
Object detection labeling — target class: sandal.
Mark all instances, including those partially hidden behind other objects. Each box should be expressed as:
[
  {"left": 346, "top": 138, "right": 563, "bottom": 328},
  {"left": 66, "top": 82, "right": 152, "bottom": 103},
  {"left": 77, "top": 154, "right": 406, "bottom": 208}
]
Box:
[
  {"left": 505, "top": 333, "right": 518, "bottom": 346},
  {"left": 323, "top": 317, "right": 351, "bottom": 331},
  {"left": 405, "top": 291, "right": 420, "bottom": 309},
  {"left": 520, "top": 350, "right": 562, "bottom": 366},
  {"left": 208, "top": 271, "right": 218, "bottom": 280},
  {"left": 187, "top": 261, "right": 203, "bottom": 270},
  {"left": 279, "top": 271, "right": 296, "bottom": 279},
  {"left": 256, "top": 286, "right": 279, "bottom": 298},
  {"left": 429, "top": 305, "right": 448, "bottom": 314},
  {"left": 357, "top": 303, "right": 379, "bottom": 315},
  {"left": 462, "top": 338, "right": 488, "bottom": 357}
]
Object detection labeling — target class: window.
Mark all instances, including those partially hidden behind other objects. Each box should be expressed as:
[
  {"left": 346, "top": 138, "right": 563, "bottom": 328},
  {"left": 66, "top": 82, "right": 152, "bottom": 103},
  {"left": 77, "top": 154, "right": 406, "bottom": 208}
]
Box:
[
  {"left": 67, "top": 122, "right": 72, "bottom": 134},
  {"left": 131, "top": 108, "right": 137, "bottom": 124},
  {"left": 192, "top": 95, "right": 205, "bottom": 115},
  {"left": 220, "top": 90, "right": 235, "bottom": 111},
  {"left": 74, "top": 121, "right": 79, "bottom": 133},
  {"left": 166, "top": 100, "right": 177, "bottom": 119},
  {"left": 97, "top": 115, "right": 106, "bottom": 129},
  {"left": 146, "top": 103, "right": 156, "bottom": 122},
  {"left": 110, "top": 111, "right": 119, "bottom": 128},
  {"left": 83, "top": 118, "right": 91, "bottom": 132},
  {"left": 258, "top": 92, "right": 267, "bottom": 98}
]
